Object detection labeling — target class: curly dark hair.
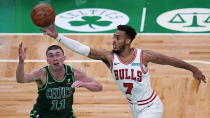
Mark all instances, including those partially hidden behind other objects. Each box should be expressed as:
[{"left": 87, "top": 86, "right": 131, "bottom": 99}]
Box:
[
  {"left": 117, "top": 25, "right": 137, "bottom": 41},
  {"left": 46, "top": 45, "right": 64, "bottom": 55}
]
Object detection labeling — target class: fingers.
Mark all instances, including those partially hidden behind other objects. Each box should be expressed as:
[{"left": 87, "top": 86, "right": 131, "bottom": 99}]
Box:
[
  {"left": 195, "top": 79, "right": 201, "bottom": 93},
  {"left": 18, "top": 42, "right": 26, "bottom": 62},
  {"left": 19, "top": 42, "right": 22, "bottom": 49},
  {"left": 201, "top": 75, "right": 207, "bottom": 83},
  {"left": 43, "top": 32, "right": 48, "bottom": 35},
  {"left": 51, "top": 23, "right": 55, "bottom": 27},
  {"left": 40, "top": 24, "right": 54, "bottom": 32},
  {"left": 193, "top": 69, "right": 207, "bottom": 84},
  {"left": 24, "top": 47, "right": 27, "bottom": 53},
  {"left": 71, "top": 83, "right": 81, "bottom": 88},
  {"left": 19, "top": 42, "right": 23, "bottom": 53},
  {"left": 19, "top": 42, "right": 22, "bottom": 47},
  {"left": 40, "top": 28, "right": 46, "bottom": 32},
  {"left": 19, "top": 42, "right": 27, "bottom": 53},
  {"left": 40, "top": 28, "right": 49, "bottom": 35},
  {"left": 71, "top": 81, "right": 84, "bottom": 88},
  {"left": 197, "top": 72, "right": 207, "bottom": 83}
]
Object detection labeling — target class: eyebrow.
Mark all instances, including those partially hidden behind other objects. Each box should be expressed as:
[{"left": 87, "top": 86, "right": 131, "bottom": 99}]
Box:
[
  {"left": 114, "top": 34, "right": 120, "bottom": 37},
  {"left": 47, "top": 51, "right": 62, "bottom": 55}
]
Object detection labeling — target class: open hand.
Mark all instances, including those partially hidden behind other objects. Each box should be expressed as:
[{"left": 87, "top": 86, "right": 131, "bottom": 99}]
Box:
[
  {"left": 71, "top": 81, "right": 86, "bottom": 88},
  {"left": 40, "top": 24, "right": 58, "bottom": 39},
  {"left": 193, "top": 69, "right": 207, "bottom": 83},
  {"left": 18, "top": 42, "right": 27, "bottom": 63},
  {"left": 193, "top": 68, "right": 207, "bottom": 92}
]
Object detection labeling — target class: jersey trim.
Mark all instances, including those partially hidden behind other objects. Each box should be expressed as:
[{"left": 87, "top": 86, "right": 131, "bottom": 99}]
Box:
[
  {"left": 138, "top": 94, "right": 157, "bottom": 106},
  {"left": 127, "top": 90, "right": 157, "bottom": 106},
  {"left": 70, "top": 66, "right": 75, "bottom": 82},
  {"left": 30, "top": 110, "right": 38, "bottom": 118},
  {"left": 48, "top": 65, "right": 67, "bottom": 83},
  {"left": 110, "top": 53, "right": 114, "bottom": 70},
  {"left": 38, "top": 68, "right": 48, "bottom": 91},
  {"left": 140, "top": 50, "right": 148, "bottom": 74},
  {"left": 137, "top": 90, "right": 157, "bottom": 105},
  {"left": 137, "top": 90, "right": 155, "bottom": 102}
]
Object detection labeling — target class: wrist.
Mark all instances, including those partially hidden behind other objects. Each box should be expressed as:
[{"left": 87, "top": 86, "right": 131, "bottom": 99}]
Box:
[
  {"left": 192, "top": 67, "right": 199, "bottom": 74},
  {"left": 83, "top": 83, "right": 88, "bottom": 88},
  {"left": 54, "top": 33, "right": 58, "bottom": 39},
  {"left": 19, "top": 60, "right": 24, "bottom": 63},
  {"left": 55, "top": 34, "right": 62, "bottom": 42}
]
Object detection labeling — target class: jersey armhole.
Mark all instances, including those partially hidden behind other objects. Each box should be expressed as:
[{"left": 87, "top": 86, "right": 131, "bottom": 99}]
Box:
[
  {"left": 70, "top": 66, "right": 75, "bottom": 82},
  {"left": 140, "top": 50, "right": 148, "bottom": 74},
  {"left": 38, "top": 67, "right": 48, "bottom": 90},
  {"left": 110, "top": 53, "right": 114, "bottom": 70}
]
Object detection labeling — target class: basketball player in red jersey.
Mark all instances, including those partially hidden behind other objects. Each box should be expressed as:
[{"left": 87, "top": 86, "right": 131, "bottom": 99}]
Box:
[{"left": 41, "top": 24, "right": 206, "bottom": 118}]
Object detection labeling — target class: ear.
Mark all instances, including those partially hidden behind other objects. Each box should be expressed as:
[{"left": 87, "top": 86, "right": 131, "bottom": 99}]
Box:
[
  {"left": 46, "top": 58, "right": 50, "bottom": 64},
  {"left": 63, "top": 56, "right": 66, "bottom": 61},
  {"left": 126, "top": 38, "right": 132, "bottom": 45}
]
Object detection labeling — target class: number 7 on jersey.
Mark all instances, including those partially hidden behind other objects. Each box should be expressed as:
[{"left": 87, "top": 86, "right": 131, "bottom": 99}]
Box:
[{"left": 123, "top": 83, "right": 133, "bottom": 95}]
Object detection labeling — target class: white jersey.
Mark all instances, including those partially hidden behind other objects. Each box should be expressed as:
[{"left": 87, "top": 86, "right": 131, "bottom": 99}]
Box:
[{"left": 111, "top": 48, "right": 157, "bottom": 106}]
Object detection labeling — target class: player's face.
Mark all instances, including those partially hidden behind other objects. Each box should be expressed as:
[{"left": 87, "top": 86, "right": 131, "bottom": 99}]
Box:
[
  {"left": 112, "top": 30, "right": 128, "bottom": 53},
  {"left": 46, "top": 49, "right": 66, "bottom": 70}
]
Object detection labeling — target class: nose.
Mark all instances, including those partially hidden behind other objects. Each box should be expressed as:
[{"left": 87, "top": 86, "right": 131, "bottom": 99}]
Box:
[
  {"left": 52, "top": 56, "right": 57, "bottom": 61},
  {"left": 113, "top": 37, "right": 117, "bottom": 43}
]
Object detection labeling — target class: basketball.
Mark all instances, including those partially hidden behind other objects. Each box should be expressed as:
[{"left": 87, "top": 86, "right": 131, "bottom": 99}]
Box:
[{"left": 31, "top": 3, "right": 55, "bottom": 27}]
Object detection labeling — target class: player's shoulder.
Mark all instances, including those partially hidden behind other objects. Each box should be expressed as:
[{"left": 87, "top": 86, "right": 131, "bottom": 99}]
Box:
[
  {"left": 141, "top": 49, "right": 154, "bottom": 55},
  {"left": 95, "top": 48, "right": 113, "bottom": 60},
  {"left": 71, "top": 67, "right": 87, "bottom": 80},
  {"left": 31, "top": 68, "right": 46, "bottom": 76},
  {"left": 97, "top": 48, "right": 112, "bottom": 55}
]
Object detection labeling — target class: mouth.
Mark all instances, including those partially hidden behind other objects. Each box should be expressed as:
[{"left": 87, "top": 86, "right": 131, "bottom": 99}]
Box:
[
  {"left": 53, "top": 62, "right": 60, "bottom": 66},
  {"left": 113, "top": 43, "right": 116, "bottom": 49}
]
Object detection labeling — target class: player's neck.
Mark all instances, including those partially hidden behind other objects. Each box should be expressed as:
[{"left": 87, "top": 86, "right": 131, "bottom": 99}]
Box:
[
  {"left": 118, "top": 48, "right": 135, "bottom": 62},
  {"left": 118, "top": 48, "right": 133, "bottom": 57},
  {"left": 50, "top": 66, "right": 65, "bottom": 80}
]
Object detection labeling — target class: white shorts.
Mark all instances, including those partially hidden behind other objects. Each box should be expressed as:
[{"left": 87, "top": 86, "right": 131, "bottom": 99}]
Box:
[{"left": 128, "top": 96, "right": 163, "bottom": 118}]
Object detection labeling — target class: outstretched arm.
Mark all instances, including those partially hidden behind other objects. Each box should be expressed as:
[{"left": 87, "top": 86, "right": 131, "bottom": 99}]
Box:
[
  {"left": 71, "top": 67, "right": 103, "bottom": 91},
  {"left": 16, "top": 43, "right": 42, "bottom": 83},
  {"left": 142, "top": 50, "right": 207, "bottom": 84},
  {"left": 40, "top": 24, "right": 112, "bottom": 65}
]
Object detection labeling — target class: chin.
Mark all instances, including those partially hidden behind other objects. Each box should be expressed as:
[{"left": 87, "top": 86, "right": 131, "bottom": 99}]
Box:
[
  {"left": 51, "top": 65, "right": 62, "bottom": 70},
  {"left": 112, "top": 49, "right": 120, "bottom": 54}
]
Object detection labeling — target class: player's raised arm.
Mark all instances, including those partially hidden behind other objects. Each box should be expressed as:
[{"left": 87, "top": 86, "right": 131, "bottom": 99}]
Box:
[
  {"left": 40, "top": 24, "right": 112, "bottom": 63},
  {"left": 142, "top": 50, "right": 207, "bottom": 84},
  {"left": 16, "top": 43, "right": 42, "bottom": 83}
]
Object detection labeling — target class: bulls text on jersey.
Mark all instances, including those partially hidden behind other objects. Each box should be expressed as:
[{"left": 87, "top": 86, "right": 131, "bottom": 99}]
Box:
[{"left": 113, "top": 68, "right": 142, "bottom": 82}]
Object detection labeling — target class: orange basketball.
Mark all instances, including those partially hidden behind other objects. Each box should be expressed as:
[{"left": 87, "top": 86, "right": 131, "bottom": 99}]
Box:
[{"left": 31, "top": 3, "right": 55, "bottom": 27}]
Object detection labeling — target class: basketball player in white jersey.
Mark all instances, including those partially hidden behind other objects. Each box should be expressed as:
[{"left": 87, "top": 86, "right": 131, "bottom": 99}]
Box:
[{"left": 41, "top": 24, "right": 207, "bottom": 118}]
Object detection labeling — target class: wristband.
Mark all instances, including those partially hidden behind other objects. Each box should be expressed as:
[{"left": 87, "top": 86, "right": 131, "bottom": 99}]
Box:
[{"left": 56, "top": 34, "right": 90, "bottom": 56}]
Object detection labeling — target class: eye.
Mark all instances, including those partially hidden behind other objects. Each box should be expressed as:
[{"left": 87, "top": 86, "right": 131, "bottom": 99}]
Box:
[
  {"left": 116, "top": 36, "right": 120, "bottom": 40},
  {"left": 113, "top": 35, "right": 120, "bottom": 40},
  {"left": 48, "top": 55, "right": 53, "bottom": 58},
  {"left": 56, "top": 53, "right": 61, "bottom": 57}
]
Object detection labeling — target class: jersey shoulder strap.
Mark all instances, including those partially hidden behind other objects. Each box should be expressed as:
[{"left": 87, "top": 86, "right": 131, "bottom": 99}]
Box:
[{"left": 65, "top": 65, "right": 75, "bottom": 82}]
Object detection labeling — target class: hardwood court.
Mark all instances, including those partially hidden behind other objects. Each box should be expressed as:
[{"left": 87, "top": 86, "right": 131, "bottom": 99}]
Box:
[{"left": 0, "top": 34, "right": 209, "bottom": 118}]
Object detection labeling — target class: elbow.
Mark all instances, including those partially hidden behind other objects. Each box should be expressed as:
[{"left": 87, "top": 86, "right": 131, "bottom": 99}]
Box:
[
  {"left": 97, "top": 84, "right": 103, "bottom": 91},
  {"left": 16, "top": 79, "right": 23, "bottom": 83},
  {"left": 93, "top": 84, "right": 103, "bottom": 92},
  {"left": 16, "top": 77, "right": 25, "bottom": 83}
]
